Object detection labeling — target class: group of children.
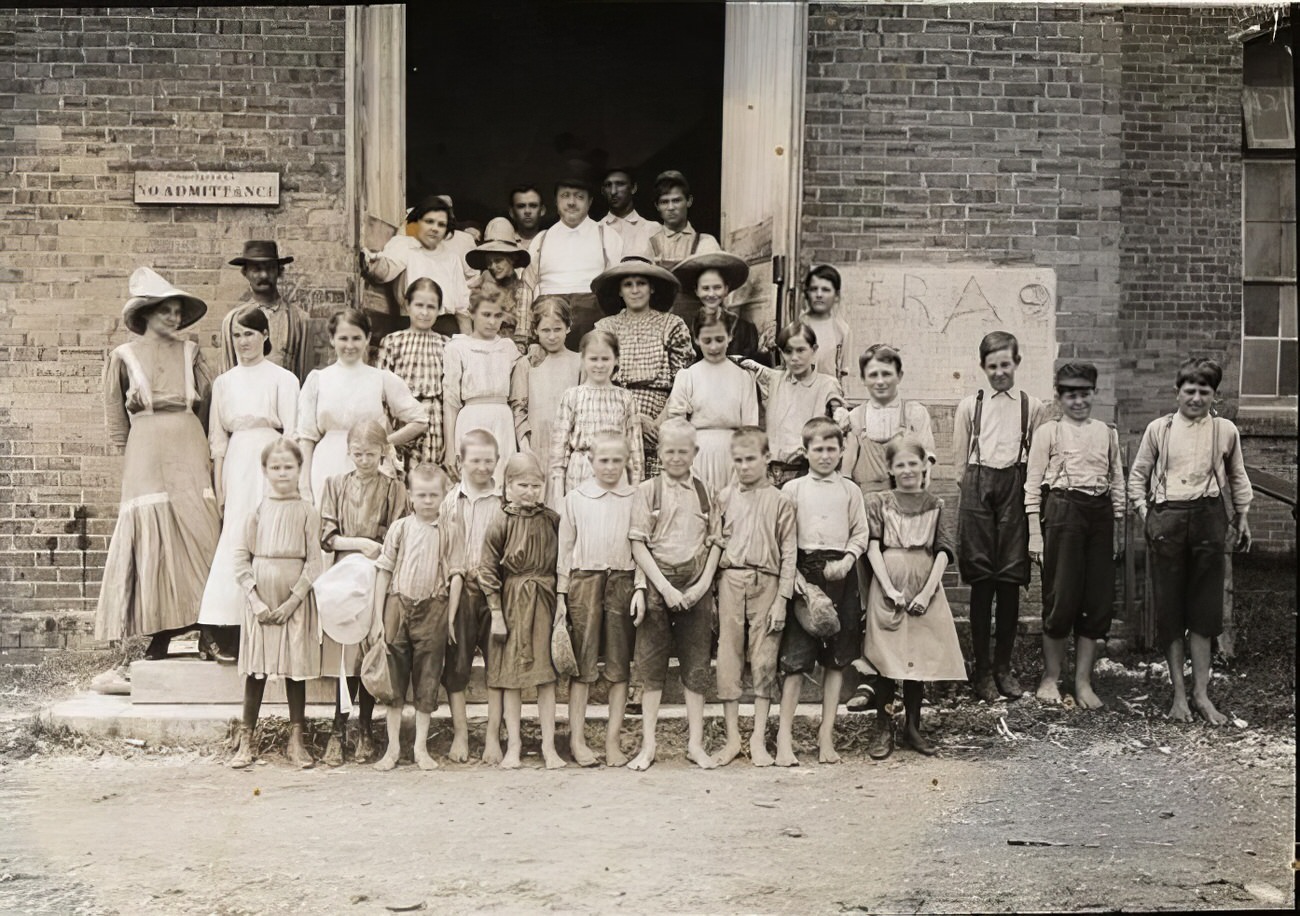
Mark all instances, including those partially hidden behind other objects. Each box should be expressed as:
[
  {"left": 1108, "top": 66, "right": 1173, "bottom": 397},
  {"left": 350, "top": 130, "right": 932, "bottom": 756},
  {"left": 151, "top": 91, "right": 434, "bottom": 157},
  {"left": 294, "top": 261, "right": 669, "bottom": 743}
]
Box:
[{"left": 226, "top": 258, "right": 1253, "bottom": 770}]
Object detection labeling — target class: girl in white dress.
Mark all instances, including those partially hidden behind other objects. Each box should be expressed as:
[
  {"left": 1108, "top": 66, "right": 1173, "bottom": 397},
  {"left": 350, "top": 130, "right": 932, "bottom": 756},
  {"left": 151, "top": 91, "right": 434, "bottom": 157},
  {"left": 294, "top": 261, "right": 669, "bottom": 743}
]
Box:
[
  {"left": 198, "top": 307, "right": 299, "bottom": 653},
  {"left": 442, "top": 292, "right": 529, "bottom": 485},
  {"left": 527, "top": 296, "right": 582, "bottom": 504},
  {"left": 664, "top": 311, "right": 759, "bottom": 492},
  {"left": 296, "top": 309, "right": 429, "bottom": 509}
]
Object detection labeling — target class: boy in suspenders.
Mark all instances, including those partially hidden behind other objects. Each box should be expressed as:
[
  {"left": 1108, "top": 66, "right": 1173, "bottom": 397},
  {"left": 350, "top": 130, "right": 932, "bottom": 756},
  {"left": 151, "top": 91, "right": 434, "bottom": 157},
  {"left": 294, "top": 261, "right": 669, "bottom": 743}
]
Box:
[
  {"left": 1127, "top": 358, "right": 1252, "bottom": 725},
  {"left": 953, "top": 332, "right": 1047, "bottom": 703},
  {"left": 646, "top": 170, "right": 721, "bottom": 327}
]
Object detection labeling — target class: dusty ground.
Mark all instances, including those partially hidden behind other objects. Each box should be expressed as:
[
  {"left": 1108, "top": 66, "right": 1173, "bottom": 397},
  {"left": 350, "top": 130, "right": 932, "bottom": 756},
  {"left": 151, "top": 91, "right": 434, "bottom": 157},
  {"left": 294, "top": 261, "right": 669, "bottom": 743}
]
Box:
[{"left": 0, "top": 558, "right": 1293, "bottom": 914}]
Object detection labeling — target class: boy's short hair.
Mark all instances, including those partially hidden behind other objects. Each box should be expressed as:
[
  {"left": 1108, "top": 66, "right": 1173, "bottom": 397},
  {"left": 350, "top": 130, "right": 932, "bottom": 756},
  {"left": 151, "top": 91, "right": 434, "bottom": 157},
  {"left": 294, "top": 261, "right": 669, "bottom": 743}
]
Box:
[
  {"left": 261, "top": 436, "right": 303, "bottom": 468},
  {"left": 979, "top": 330, "right": 1021, "bottom": 365},
  {"left": 590, "top": 429, "right": 630, "bottom": 457},
  {"left": 407, "top": 463, "right": 449, "bottom": 492},
  {"left": 656, "top": 418, "right": 697, "bottom": 449},
  {"left": 458, "top": 427, "right": 500, "bottom": 458},
  {"left": 803, "top": 263, "right": 842, "bottom": 294},
  {"left": 653, "top": 170, "right": 691, "bottom": 200},
  {"left": 509, "top": 184, "right": 541, "bottom": 204},
  {"left": 730, "top": 425, "right": 770, "bottom": 456},
  {"left": 801, "top": 416, "right": 843, "bottom": 449},
  {"left": 1054, "top": 361, "right": 1098, "bottom": 392},
  {"left": 347, "top": 419, "right": 389, "bottom": 451},
  {"left": 859, "top": 343, "right": 903, "bottom": 378},
  {"left": 1175, "top": 357, "right": 1223, "bottom": 392},
  {"left": 776, "top": 320, "right": 818, "bottom": 352}
]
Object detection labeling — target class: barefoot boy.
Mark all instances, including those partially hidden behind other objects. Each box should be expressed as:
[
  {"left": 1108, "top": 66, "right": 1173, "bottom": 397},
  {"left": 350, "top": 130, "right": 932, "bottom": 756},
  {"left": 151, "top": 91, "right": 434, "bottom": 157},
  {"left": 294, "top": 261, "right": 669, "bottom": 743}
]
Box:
[
  {"left": 953, "top": 331, "right": 1047, "bottom": 702},
  {"left": 555, "top": 431, "right": 645, "bottom": 766},
  {"left": 628, "top": 419, "right": 722, "bottom": 770},
  {"left": 440, "top": 429, "right": 506, "bottom": 763},
  {"left": 715, "top": 427, "right": 797, "bottom": 767},
  {"left": 1127, "top": 357, "right": 1252, "bottom": 725},
  {"left": 372, "top": 464, "right": 460, "bottom": 771},
  {"left": 776, "top": 417, "right": 870, "bottom": 765},
  {"left": 1024, "top": 363, "right": 1125, "bottom": 709}
]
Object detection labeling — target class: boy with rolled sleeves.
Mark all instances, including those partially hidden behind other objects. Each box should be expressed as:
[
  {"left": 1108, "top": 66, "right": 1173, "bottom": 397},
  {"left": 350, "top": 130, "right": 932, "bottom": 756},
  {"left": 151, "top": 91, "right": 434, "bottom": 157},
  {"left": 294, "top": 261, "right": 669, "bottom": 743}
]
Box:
[
  {"left": 440, "top": 428, "right": 505, "bottom": 764},
  {"left": 628, "top": 419, "right": 722, "bottom": 771},
  {"left": 555, "top": 430, "right": 645, "bottom": 767},
  {"left": 714, "top": 426, "right": 798, "bottom": 767},
  {"left": 1127, "top": 357, "right": 1252, "bottom": 725},
  {"left": 1024, "top": 363, "right": 1125, "bottom": 709},
  {"left": 953, "top": 331, "right": 1047, "bottom": 703},
  {"left": 776, "top": 417, "right": 870, "bottom": 766}
]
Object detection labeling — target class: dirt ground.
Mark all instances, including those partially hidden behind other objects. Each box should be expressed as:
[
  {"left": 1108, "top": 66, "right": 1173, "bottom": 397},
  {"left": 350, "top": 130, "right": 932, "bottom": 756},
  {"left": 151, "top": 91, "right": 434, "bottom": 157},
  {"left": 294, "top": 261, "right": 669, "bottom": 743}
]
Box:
[{"left": 0, "top": 558, "right": 1294, "bottom": 915}]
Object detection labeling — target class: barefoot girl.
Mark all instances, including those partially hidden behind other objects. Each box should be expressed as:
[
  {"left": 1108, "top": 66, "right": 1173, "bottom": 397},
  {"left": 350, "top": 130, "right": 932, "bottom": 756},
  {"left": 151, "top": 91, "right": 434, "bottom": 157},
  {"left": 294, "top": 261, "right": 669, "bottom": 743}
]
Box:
[
  {"left": 664, "top": 310, "right": 759, "bottom": 493},
  {"left": 548, "top": 329, "right": 644, "bottom": 506},
  {"left": 477, "top": 453, "right": 566, "bottom": 770},
  {"left": 229, "top": 437, "right": 322, "bottom": 769},
  {"left": 861, "top": 437, "right": 966, "bottom": 759},
  {"left": 526, "top": 296, "right": 583, "bottom": 504},
  {"left": 318, "top": 420, "right": 408, "bottom": 766},
  {"left": 377, "top": 278, "right": 448, "bottom": 477},
  {"left": 443, "top": 291, "right": 530, "bottom": 485}
]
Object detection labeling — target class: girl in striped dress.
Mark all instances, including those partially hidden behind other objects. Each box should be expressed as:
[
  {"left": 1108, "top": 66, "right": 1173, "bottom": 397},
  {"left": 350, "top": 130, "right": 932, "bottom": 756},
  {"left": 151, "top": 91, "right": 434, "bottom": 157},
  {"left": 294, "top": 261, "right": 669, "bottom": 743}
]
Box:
[{"left": 548, "top": 329, "right": 644, "bottom": 509}]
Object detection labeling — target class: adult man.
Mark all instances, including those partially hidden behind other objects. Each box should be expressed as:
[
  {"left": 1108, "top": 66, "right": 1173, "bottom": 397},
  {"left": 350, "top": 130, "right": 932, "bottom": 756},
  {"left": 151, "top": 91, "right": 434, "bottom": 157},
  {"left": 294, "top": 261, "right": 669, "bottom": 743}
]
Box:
[
  {"left": 524, "top": 175, "right": 624, "bottom": 349},
  {"left": 485, "top": 185, "right": 547, "bottom": 250},
  {"left": 647, "top": 171, "right": 721, "bottom": 324},
  {"left": 221, "top": 240, "right": 314, "bottom": 383},
  {"left": 600, "top": 168, "right": 659, "bottom": 259}
]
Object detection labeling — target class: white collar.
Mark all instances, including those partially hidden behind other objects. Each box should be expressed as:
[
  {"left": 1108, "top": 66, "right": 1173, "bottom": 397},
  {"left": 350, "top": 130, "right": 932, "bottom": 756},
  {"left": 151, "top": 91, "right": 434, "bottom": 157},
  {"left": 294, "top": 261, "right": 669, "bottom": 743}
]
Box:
[
  {"left": 989, "top": 386, "right": 1020, "bottom": 400},
  {"left": 604, "top": 211, "right": 647, "bottom": 226},
  {"left": 662, "top": 222, "right": 695, "bottom": 238},
  {"left": 553, "top": 218, "right": 593, "bottom": 235},
  {"left": 576, "top": 478, "right": 635, "bottom": 498}
]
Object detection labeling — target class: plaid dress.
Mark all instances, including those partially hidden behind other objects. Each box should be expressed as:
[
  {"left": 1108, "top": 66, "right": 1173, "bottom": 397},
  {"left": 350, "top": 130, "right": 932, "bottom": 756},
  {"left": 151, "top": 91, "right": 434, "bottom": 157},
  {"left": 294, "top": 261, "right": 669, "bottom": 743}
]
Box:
[
  {"left": 377, "top": 328, "right": 447, "bottom": 471},
  {"left": 594, "top": 309, "right": 694, "bottom": 477},
  {"left": 548, "top": 383, "right": 645, "bottom": 506}
]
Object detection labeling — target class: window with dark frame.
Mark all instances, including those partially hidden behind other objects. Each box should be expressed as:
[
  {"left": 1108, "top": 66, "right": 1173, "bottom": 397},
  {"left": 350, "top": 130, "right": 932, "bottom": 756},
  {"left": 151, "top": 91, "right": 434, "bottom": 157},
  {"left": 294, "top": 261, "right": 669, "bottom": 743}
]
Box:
[{"left": 1241, "top": 27, "right": 1297, "bottom": 405}]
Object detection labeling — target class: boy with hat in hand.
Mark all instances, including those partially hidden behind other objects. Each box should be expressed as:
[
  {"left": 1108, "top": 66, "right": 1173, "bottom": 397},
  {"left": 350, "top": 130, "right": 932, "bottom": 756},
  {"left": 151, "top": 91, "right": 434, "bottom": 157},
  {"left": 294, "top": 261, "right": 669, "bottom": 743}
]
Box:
[
  {"left": 524, "top": 175, "right": 624, "bottom": 350},
  {"left": 600, "top": 168, "right": 659, "bottom": 260},
  {"left": 222, "top": 240, "right": 315, "bottom": 384},
  {"left": 467, "top": 237, "right": 534, "bottom": 353}
]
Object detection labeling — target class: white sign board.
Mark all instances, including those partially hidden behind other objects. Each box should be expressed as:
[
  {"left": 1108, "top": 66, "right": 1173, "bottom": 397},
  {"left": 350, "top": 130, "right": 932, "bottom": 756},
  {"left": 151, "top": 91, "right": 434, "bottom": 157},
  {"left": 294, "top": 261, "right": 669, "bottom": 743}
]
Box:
[
  {"left": 134, "top": 171, "right": 280, "bottom": 206},
  {"left": 837, "top": 265, "right": 1057, "bottom": 402}
]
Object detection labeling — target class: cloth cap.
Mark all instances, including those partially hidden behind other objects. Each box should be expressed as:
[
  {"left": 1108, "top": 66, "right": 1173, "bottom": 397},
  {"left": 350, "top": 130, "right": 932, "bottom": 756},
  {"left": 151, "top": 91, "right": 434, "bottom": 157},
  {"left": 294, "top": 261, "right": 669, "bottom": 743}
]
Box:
[{"left": 121, "top": 267, "right": 208, "bottom": 335}]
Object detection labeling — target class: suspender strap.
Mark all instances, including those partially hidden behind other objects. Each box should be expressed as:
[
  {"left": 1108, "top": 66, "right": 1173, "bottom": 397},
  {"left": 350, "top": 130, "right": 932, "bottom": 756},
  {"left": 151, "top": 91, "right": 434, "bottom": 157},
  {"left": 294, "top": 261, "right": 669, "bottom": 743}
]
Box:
[
  {"left": 1018, "top": 390, "right": 1030, "bottom": 466},
  {"left": 651, "top": 473, "right": 711, "bottom": 516},
  {"left": 896, "top": 399, "right": 908, "bottom": 436},
  {"left": 689, "top": 233, "right": 701, "bottom": 256},
  {"left": 968, "top": 390, "right": 984, "bottom": 465}
]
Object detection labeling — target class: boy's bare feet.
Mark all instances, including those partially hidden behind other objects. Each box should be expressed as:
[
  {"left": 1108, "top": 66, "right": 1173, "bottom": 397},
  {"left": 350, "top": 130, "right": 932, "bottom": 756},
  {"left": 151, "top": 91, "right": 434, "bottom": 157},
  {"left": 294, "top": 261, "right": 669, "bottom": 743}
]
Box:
[
  {"left": 605, "top": 742, "right": 629, "bottom": 768},
  {"left": 750, "top": 735, "right": 774, "bottom": 767},
  {"left": 500, "top": 746, "right": 522, "bottom": 769},
  {"left": 775, "top": 731, "right": 798, "bottom": 766},
  {"left": 448, "top": 731, "right": 470, "bottom": 763},
  {"left": 482, "top": 739, "right": 504, "bottom": 766},
  {"left": 1073, "top": 681, "right": 1104, "bottom": 709},
  {"left": 570, "top": 741, "right": 599, "bottom": 767},
  {"left": 686, "top": 743, "right": 718, "bottom": 770},
  {"left": 715, "top": 736, "right": 742, "bottom": 766},
  {"left": 817, "top": 743, "right": 841, "bottom": 765},
  {"left": 373, "top": 751, "right": 399, "bottom": 772},
  {"left": 1193, "top": 695, "right": 1229, "bottom": 725},
  {"left": 413, "top": 748, "right": 438, "bottom": 771},
  {"left": 628, "top": 743, "right": 656, "bottom": 771},
  {"left": 1167, "top": 695, "right": 1193, "bottom": 722},
  {"left": 1035, "top": 677, "right": 1062, "bottom": 703},
  {"left": 542, "top": 747, "right": 568, "bottom": 770}
]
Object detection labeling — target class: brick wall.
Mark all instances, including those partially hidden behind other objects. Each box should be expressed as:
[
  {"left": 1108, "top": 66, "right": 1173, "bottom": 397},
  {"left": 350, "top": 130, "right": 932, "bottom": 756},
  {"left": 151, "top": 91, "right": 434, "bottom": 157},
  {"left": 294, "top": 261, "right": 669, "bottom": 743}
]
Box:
[
  {"left": 803, "top": 3, "right": 1295, "bottom": 559},
  {"left": 0, "top": 6, "right": 352, "bottom": 653}
]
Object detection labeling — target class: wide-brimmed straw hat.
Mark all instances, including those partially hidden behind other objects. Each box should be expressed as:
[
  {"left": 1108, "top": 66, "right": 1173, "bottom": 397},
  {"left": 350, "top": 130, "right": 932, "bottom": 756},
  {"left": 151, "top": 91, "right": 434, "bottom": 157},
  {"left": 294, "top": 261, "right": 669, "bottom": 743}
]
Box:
[
  {"left": 312, "top": 554, "right": 377, "bottom": 645},
  {"left": 590, "top": 257, "right": 681, "bottom": 315},
  {"left": 483, "top": 216, "right": 520, "bottom": 244},
  {"left": 121, "top": 267, "right": 208, "bottom": 335},
  {"left": 228, "top": 240, "right": 293, "bottom": 267},
  {"left": 466, "top": 238, "right": 531, "bottom": 271},
  {"left": 671, "top": 251, "right": 749, "bottom": 293}
]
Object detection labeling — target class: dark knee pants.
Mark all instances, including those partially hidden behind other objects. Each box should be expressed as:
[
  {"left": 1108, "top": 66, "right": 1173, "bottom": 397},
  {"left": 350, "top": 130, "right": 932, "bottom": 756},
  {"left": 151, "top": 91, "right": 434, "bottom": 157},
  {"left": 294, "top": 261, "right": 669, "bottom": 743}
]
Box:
[
  {"left": 780, "top": 550, "right": 861, "bottom": 675},
  {"left": 1146, "top": 498, "right": 1227, "bottom": 648},
  {"left": 442, "top": 581, "right": 490, "bottom": 694},
  {"left": 1041, "top": 491, "right": 1115, "bottom": 640},
  {"left": 958, "top": 464, "right": 1030, "bottom": 585},
  {"left": 633, "top": 557, "right": 713, "bottom": 695},
  {"left": 384, "top": 593, "right": 449, "bottom": 714},
  {"left": 567, "top": 569, "right": 636, "bottom": 684}
]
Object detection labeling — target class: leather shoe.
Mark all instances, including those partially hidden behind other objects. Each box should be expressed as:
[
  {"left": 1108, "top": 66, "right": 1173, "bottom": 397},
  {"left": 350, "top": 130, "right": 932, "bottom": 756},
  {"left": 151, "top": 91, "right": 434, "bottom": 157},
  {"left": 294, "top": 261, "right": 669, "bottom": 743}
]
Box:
[
  {"left": 867, "top": 721, "right": 894, "bottom": 760},
  {"left": 901, "top": 724, "right": 937, "bottom": 756}
]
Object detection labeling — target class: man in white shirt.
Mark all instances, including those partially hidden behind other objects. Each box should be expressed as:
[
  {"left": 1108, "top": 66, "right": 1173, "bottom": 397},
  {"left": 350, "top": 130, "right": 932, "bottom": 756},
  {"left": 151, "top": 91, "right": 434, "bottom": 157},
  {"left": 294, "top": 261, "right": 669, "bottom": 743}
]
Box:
[
  {"left": 600, "top": 168, "right": 659, "bottom": 259},
  {"left": 525, "top": 176, "right": 624, "bottom": 349}
]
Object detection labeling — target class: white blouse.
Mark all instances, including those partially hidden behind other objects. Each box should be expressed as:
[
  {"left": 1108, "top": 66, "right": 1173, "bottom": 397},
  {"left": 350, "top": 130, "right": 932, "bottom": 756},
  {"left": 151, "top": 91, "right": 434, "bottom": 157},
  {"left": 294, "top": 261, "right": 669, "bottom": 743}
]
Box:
[
  {"left": 209, "top": 360, "right": 300, "bottom": 459},
  {"left": 295, "top": 361, "right": 426, "bottom": 442}
]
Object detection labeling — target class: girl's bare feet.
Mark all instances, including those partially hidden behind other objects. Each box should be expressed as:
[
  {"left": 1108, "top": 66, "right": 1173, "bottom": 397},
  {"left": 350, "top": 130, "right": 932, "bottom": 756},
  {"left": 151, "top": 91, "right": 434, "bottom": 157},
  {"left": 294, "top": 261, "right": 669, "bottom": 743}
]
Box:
[
  {"left": 1167, "top": 694, "right": 1193, "bottom": 722},
  {"left": 570, "top": 741, "right": 599, "bottom": 767},
  {"left": 542, "top": 747, "right": 568, "bottom": 770},
  {"left": 482, "top": 739, "right": 504, "bottom": 766},
  {"left": 500, "top": 745, "right": 522, "bottom": 769},
  {"left": 605, "top": 742, "right": 629, "bottom": 768},
  {"left": 715, "top": 735, "right": 742, "bottom": 766},
  {"left": 413, "top": 748, "right": 438, "bottom": 771},
  {"left": 1193, "top": 695, "right": 1229, "bottom": 725},
  {"left": 448, "top": 730, "right": 470, "bottom": 763},
  {"left": 775, "top": 733, "right": 799, "bottom": 767},
  {"left": 686, "top": 743, "right": 718, "bottom": 770},
  {"left": 628, "top": 743, "right": 655, "bottom": 771},
  {"left": 373, "top": 751, "right": 399, "bottom": 772},
  {"left": 817, "top": 726, "right": 840, "bottom": 764},
  {"left": 750, "top": 735, "right": 774, "bottom": 767},
  {"left": 1073, "top": 681, "right": 1104, "bottom": 709},
  {"left": 1036, "top": 677, "right": 1062, "bottom": 703}
]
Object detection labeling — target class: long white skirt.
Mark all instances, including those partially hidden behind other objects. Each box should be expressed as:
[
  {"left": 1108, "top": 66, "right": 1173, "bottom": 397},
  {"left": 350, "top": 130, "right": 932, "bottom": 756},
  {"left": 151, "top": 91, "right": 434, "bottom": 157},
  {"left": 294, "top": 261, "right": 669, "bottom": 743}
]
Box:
[
  {"left": 693, "top": 428, "right": 737, "bottom": 495},
  {"left": 455, "top": 402, "right": 517, "bottom": 486},
  {"left": 198, "top": 427, "right": 280, "bottom": 626},
  {"left": 309, "top": 428, "right": 353, "bottom": 508}
]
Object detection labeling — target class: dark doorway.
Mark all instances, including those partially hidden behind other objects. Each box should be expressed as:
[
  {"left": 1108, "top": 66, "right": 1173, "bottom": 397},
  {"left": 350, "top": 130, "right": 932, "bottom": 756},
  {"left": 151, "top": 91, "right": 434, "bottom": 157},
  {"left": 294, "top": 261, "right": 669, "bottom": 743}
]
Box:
[{"left": 406, "top": 1, "right": 725, "bottom": 237}]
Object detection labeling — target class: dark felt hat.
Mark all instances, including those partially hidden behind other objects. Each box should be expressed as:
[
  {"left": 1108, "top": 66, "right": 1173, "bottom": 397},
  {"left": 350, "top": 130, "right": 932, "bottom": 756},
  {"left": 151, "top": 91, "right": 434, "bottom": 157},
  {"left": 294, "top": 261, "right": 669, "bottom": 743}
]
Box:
[
  {"left": 121, "top": 267, "right": 208, "bottom": 335},
  {"left": 671, "top": 251, "right": 749, "bottom": 293},
  {"left": 590, "top": 257, "right": 681, "bottom": 315},
  {"left": 228, "top": 240, "right": 293, "bottom": 267},
  {"left": 465, "top": 239, "right": 531, "bottom": 271}
]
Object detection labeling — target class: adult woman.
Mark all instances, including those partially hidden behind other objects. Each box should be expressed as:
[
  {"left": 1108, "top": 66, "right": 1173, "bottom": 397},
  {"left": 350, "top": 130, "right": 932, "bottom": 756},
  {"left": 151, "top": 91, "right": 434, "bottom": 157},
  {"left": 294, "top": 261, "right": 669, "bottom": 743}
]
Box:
[
  {"left": 591, "top": 257, "right": 692, "bottom": 477},
  {"left": 198, "top": 307, "right": 300, "bottom": 654},
  {"left": 96, "top": 267, "right": 220, "bottom": 660},
  {"left": 671, "top": 250, "right": 767, "bottom": 365},
  {"left": 361, "top": 195, "right": 472, "bottom": 337},
  {"left": 296, "top": 309, "right": 429, "bottom": 508}
]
